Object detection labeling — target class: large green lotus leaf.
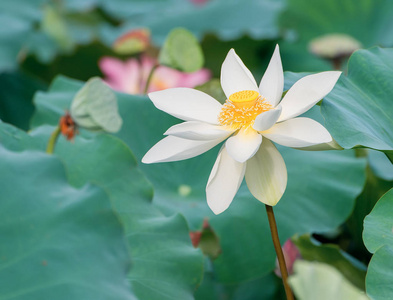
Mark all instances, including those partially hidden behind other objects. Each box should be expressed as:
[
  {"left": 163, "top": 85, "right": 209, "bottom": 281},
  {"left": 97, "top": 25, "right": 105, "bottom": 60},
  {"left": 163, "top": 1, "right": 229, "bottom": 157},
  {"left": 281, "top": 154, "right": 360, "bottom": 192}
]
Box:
[
  {"left": 0, "top": 0, "right": 44, "bottom": 71},
  {"left": 0, "top": 121, "right": 42, "bottom": 151},
  {"left": 345, "top": 169, "right": 393, "bottom": 266},
  {"left": 100, "top": 0, "right": 193, "bottom": 21},
  {"left": 195, "top": 265, "right": 284, "bottom": 300},
  {"left": 30, "top": 76, "right": 367, "bottom": 284},
  {"left": 32, "top": 6, "right": 116, "bottom": 64},
  {"left": 278, "top": 0, "right": 393, "bottom": 72},
  {"left": 0, "top": 71, "right": 46, "bottom": 130},
  {"left": 363, "top": 188, "right": 393, "bottom": 299},
  {"left": 28, "top": 125, "right": 204, "bottom": 300},
  {"left": 28, "top": 5, "right": 114, "bottom": 64},
  {"left": 0, "top": 0, "right": 115, "bottom": 70},
  {"left": 368, "top": 150, "right": 393, "bottom": 181},
  {"left": 32, "top": 76, "right": 81, "bottom": 127},
  {"left": 64, "top": 0, "right": 192, "bottom": 20},
  {"left": 228, "top": 274, "right": 285, "bottom": 300},
  {"left": 102, "top": 0, "right": 284, "bottom": 45},
  {"left": 283, "top": 48, "right": 393, "bottom": 152},
  {"left": 0, "top": 144, "right": 134, "bottom": 299},
  {"left": 63, "top": 0, "right": 195, "bottom": 48},
  {"left": 321, "top": 47, "right": 393, "bottom": 151},
  {"left": 363, "top": 188, "right": 393, "bottom": 253},
  {"left": 289, "top": 261, "right": 369, "bottom": 300},
  {"left": 365, "top": 245, "right": 393, "bottom": 300},
  {"left": 0, "top": 15, "right": 30, "bottom": 72},
  {"left": 293, "top": 235, "right": 366, "bottom": 290},
  {"left": 0, "top": 0, "right": 53, "bottom": 71}
]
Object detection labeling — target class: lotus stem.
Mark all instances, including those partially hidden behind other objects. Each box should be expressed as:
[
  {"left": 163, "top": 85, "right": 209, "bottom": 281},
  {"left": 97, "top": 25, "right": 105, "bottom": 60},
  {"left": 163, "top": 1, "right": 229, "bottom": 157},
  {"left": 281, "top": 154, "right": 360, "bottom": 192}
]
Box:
[
  {"left": 265, "top": 204, "right": 294, "bottom": 300},
  {"left": 46, "top": 125, "right": 61, "bottom": 154},
  {"left": 144, "top": 63, "right": 159, "bottom": 94}
]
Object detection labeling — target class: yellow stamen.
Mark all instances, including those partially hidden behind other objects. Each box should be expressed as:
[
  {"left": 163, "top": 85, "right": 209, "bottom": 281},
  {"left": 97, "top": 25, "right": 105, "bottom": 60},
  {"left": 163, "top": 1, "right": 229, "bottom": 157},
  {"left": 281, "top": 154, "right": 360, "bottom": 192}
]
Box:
[{"left": 218, "top": 90, "right": 273, "bottom": 131}]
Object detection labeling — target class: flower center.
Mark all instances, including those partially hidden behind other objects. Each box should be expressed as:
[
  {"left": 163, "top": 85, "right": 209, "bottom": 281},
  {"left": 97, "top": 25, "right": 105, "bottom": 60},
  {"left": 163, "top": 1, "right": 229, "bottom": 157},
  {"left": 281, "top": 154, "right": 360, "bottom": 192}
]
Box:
[
  {"left": 218, "top": 90, "right": 273, "bottom": 131},
  {"left": 229, "top": 90, "right": 259, "bottom": 108}
]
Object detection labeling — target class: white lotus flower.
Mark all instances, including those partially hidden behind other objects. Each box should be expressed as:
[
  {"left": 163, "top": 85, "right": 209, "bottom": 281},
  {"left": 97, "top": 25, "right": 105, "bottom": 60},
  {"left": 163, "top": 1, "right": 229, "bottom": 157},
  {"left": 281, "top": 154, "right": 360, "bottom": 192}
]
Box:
[{"left": 142, "top": 45, "right": 341, "bottom": 214}]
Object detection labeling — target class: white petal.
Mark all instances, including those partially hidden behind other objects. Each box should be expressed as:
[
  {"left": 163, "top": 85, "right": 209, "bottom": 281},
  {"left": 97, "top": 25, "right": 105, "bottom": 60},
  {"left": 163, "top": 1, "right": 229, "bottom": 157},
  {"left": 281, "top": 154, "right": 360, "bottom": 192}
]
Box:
[
  {"left": 245, "top": 139, "right": 287, "bottom": 206},
  {"left": 206, "top": 146, "right": 246, "bottom": 214},
  {"left": 259, "top": 44, "right": 284, "bottom": 107},
  {"left": 263, "top": 117, "right": 332, "bottom": 148},
  {"left": 164, "top": 121, "right": 234, "bottom": 141},
  {"left": 278, "top": 71, "right": 342, "bottom": 122},
  {"left": 148, "top": 88, "right": 222, "bottom": 124},
  {"left": 253, "top": 106, "right": 282, "bottom": 132},
  {"left": 220, "top": 49, "right": 259, "bottom": 99},
  {"left": 225, "top": 129, "right": 263, "bottom": 163},
  {"left": 142, "top": 135, "right": 224, "bottom": 163},
  {"left": 292, "top": 139, "right": 343, "bottom": 151}
]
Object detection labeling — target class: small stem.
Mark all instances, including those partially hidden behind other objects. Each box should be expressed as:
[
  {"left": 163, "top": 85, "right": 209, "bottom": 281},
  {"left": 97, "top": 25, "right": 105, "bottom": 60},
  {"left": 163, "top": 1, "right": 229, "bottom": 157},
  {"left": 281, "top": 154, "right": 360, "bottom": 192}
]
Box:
[
  {"left": 143, "top": 63, "right": 159, "bottom": 94},
  {"left": 331, "top": 57, "right": 342, "bottom": 70},
  {"left": 265, "top": 205, "right": 294, "bottom": 300},
  {"left": 46, "top": 125, "right": 61, "bottom": 154}
]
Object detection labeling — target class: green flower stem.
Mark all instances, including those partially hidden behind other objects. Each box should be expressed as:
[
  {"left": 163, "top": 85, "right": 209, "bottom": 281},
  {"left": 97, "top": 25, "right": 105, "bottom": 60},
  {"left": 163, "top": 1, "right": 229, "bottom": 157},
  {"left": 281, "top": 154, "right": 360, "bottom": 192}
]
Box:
[
  {"left": 265, "top": 205, "right": 294, "bottom": 300},
  {"left": 143, "top": 63, "right": 159, "bottom": 94},
  {"left": 46, "top": 125, "right": 61, "bottom": 154}
]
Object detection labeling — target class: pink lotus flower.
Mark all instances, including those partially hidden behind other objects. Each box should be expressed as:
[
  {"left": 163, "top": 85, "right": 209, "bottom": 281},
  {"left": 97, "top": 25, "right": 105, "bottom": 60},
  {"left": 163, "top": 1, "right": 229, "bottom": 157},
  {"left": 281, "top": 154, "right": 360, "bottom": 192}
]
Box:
[{"left": 99, "top": 55, "right": 211, "bottom": 94}]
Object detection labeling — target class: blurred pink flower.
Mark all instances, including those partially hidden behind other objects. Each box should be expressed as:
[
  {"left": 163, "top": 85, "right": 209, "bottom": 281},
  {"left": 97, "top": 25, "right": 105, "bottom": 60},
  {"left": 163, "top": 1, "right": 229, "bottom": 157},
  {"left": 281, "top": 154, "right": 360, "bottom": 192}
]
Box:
[
  {"left": 275, "top": 239, "right": 302, "bottom": 277},
  {"left": 99, "top": 55, "right": 211, "bottom": 94},
  {"left": 191, "top": 0, "right": 210, "bottom": 6}
]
